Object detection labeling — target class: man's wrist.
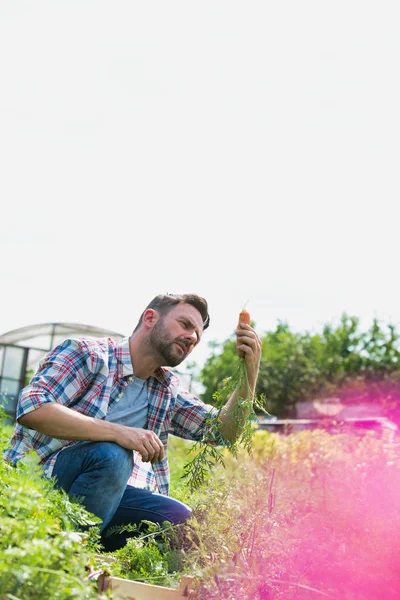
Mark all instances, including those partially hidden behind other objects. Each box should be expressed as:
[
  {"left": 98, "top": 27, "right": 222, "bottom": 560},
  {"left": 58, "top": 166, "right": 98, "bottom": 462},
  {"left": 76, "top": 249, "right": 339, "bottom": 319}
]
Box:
[{"left": 94, "top": 418, "right": 121, "bottom": 444}]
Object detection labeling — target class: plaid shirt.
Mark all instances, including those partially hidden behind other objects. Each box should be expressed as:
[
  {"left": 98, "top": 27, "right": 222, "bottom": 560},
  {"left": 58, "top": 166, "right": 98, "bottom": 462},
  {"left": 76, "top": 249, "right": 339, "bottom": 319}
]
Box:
[{"left": 3, "top": 337, "right": 218, "bottom": 495}]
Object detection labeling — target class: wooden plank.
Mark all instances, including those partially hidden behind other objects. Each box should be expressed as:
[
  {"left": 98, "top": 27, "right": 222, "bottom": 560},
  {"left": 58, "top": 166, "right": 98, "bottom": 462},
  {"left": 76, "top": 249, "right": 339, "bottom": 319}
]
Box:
[{"left": 97, "top": 574, "right": 195, "bottom": 599}]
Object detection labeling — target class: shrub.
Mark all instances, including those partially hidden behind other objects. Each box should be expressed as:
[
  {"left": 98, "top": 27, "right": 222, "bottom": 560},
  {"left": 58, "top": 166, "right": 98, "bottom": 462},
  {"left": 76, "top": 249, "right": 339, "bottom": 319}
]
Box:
[{"left": 197, "top": 314, "right": 400, "bottom": 417}]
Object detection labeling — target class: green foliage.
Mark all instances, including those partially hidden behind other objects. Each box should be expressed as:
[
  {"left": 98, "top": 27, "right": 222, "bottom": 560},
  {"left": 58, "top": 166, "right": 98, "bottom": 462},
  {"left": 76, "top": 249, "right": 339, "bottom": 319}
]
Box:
[
  {"left": 0, "top": 415, "right": 102, "bottom": 600},
  {"left": 101, "top": 520, "right": 184, "bottom": 587},
  {"left": 1, "top": 415, "right": 399, "bottom": 600},
  {"left": 199, "top": 314, "right": 400, "bottom": 416}
]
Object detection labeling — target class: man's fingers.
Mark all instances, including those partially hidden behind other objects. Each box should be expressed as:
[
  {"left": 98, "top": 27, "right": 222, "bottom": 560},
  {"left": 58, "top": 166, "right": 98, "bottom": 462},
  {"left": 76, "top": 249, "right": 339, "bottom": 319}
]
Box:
[
  {"left": 236, "top": 334, "right": 257, "bottom": 349},
  {"left": 139, "top": 446, "right": 150, "bottom": 462},
  {"left": 236, "top": 335, "right": 262, "bottom": 354},
  {"left": 148, "top": 432, "right": 164, "bottom": 461},
  {"left": 236, "top": 323, "right": 262, "bottom": 357},
  {"left": 146, "top": 439, "right": 163, "bottom": 463},
  {"left": 237, "top": 344, "right": 257, "bottom": 358},
  {"left": 117, "top": 427, "right": 165, "bottom": 462},
  {"left": 139, "top": 432, "right": 164, "bottom": 463}
]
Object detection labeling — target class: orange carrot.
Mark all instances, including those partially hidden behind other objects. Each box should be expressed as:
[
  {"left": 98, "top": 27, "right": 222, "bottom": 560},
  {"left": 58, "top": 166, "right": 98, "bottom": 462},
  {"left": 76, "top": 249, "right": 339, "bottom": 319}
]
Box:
[{"left": 238, "top": 309, "right": 251, "bottom": 327}]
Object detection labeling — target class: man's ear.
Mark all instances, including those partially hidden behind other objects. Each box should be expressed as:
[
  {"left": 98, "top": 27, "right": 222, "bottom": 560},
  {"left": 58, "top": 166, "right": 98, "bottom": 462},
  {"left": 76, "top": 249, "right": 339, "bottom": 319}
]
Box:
[{"left": 142, "top": 309, "right": 160, "bottom": 329}]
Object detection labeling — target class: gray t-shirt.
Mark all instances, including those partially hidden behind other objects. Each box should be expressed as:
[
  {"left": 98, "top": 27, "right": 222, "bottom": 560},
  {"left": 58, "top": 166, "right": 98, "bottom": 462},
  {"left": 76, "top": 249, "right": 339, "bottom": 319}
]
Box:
[{"left": 105, "top": 376, "right": 148, "bottom": 429}]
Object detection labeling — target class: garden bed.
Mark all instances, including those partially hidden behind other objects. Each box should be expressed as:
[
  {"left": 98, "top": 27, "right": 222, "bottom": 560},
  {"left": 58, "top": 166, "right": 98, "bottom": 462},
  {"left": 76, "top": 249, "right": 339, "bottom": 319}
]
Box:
[{"left": 2, "top": 424, "right": 400, "bottom": 599}]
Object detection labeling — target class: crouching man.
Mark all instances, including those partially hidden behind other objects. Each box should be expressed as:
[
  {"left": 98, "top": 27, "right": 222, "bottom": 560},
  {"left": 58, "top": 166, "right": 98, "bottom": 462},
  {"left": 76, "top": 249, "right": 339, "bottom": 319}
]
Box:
[{"left": 3, "top": 294, "right": 261, "bottom": 549}]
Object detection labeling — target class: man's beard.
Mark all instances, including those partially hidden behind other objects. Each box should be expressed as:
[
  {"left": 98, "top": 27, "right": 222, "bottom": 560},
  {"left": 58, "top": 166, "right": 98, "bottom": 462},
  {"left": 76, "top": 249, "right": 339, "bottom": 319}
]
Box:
[{"left": 149, "top": 319, "right": 189, "bottom": 367}]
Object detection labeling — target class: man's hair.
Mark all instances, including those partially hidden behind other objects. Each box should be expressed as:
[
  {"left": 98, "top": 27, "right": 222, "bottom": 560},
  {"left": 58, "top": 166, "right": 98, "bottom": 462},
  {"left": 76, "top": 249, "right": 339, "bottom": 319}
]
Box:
[{"left": 133, "top": 293, "right": 210, "bottom": 333}]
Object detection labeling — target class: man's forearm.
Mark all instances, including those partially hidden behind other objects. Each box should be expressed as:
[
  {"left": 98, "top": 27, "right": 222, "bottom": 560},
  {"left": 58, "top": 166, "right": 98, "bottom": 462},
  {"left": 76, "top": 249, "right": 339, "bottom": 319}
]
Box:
[
  {"left": 18, "top": 400, "right": 165, "bottom": 463},
  {"left": 18, "top": 403, "right": 118, "bottom": 443}
]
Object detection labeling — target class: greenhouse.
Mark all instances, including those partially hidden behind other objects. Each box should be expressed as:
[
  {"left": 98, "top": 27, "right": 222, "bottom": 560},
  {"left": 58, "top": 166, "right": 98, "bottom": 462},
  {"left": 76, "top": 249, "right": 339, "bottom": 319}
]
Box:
[{"left": 0, "top": 322, "right": 124, "bottom": 419}]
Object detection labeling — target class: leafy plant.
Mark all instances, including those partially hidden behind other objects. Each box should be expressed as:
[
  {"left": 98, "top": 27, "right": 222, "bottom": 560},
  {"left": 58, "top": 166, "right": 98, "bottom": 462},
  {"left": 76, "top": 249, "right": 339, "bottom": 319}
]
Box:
[
  {"left": 100, "top": 520, "right": 184, "bottom": 587},
  {"left": 0, "top": 408, "right": 103, "bottom": 600}
]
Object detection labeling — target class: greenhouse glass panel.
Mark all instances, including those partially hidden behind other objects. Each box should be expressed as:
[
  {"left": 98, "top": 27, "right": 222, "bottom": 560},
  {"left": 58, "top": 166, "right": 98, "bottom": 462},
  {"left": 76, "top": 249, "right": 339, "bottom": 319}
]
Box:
[
  {"left": 0, "top": 378, "right": 20, "bottom": 396},
  {"left": 2, "top": 347, "right": 25, "bottom": 379},
  {"left": 0, "top": 379, "right": 20, "bottom": 416}
]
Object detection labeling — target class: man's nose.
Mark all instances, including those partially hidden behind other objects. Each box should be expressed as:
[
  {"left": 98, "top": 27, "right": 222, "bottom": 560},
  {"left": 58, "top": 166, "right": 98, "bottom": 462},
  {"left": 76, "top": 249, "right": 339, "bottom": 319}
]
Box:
[{"left": 184, "top": 331, "right": 197, "bottom": 345}]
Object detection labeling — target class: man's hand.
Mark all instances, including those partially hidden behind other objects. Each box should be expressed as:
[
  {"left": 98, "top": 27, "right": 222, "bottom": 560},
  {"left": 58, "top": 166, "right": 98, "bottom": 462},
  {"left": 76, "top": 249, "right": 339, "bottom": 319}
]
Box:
[
  {"left": 114, "top": 426, "right": 164, "bottom": 463},
  {"left": 235, "top": 322, "right": 262, "bottom": 391},
  {"left": 218, "top": 323, "right": 262, "bottom": 443}
]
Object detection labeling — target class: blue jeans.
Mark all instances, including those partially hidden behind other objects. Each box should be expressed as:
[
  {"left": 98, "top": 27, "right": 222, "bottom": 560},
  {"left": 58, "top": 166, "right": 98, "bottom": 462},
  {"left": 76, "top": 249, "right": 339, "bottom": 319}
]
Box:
[{"left": 51, "top": 441, "right": 191, "bottom": 550}]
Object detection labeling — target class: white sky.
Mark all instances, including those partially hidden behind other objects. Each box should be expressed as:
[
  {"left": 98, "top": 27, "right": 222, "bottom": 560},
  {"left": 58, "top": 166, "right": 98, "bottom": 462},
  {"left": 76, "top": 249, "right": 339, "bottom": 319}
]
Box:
[{"left": 1, "top": 1, "right": 399, "bottom": 371}]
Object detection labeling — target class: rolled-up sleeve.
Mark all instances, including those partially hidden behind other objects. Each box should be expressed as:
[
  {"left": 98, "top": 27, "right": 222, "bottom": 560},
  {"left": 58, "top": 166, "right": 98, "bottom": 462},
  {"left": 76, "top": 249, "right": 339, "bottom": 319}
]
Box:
[{"left": 17, "top": 338, "right": 97, "bottom": 420}]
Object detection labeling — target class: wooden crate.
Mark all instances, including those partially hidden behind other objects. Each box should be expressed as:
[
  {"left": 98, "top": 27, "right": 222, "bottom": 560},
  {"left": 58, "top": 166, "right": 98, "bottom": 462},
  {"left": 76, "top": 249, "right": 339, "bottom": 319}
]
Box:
[{"left": 96, "top": 574, "right": 196, "bottom": 599}]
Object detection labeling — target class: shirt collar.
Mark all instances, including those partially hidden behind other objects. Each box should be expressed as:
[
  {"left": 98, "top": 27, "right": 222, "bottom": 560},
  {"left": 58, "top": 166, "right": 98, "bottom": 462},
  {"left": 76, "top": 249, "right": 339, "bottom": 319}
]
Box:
[
  {"left": 116, "top": 337, "right": 134, "bottom": 378},
  {"left": 153, "top": 367, "right": 173, "bottom": 387},
  {"left": 115, "top": 337, "right": 174, "bottom": 387}
]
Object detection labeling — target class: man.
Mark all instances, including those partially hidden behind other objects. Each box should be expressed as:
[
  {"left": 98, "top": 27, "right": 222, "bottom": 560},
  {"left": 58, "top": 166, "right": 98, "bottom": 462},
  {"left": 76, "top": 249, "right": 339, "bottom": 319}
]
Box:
[{"left": 4, "top": 294, "right": 262, "bottom": 550}]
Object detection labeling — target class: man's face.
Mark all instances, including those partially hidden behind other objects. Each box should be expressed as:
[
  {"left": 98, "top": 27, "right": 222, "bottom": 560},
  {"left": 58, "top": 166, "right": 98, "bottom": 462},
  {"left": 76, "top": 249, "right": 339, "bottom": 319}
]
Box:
[{"left": 149, "top": 303, "right": 204, "bottom": 367}]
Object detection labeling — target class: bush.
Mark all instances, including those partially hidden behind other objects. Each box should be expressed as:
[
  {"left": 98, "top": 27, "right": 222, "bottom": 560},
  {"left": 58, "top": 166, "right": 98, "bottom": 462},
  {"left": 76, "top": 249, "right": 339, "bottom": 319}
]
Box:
[{"left": 197, "top": 314, "right": 400, "bottom": 416}]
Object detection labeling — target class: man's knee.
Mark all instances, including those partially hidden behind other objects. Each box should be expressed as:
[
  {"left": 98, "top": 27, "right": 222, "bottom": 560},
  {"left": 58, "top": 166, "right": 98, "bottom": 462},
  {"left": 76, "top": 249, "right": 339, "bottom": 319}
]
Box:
[
  {"left": 171, "top": 501, "right": 191, "bottom": 525},
  {"left": 91, "top": 442, "right": 133, "bottom": 481}
]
